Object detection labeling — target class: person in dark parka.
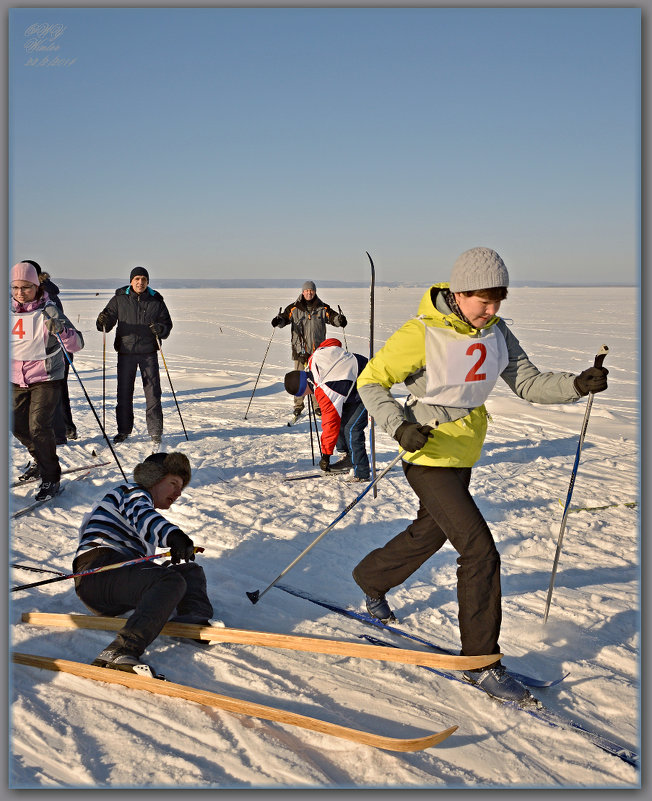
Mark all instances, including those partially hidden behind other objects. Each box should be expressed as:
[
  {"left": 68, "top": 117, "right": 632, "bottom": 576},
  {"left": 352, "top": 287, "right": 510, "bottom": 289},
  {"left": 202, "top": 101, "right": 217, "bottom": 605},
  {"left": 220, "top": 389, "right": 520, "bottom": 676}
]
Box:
[{"left": 96, "top": 266, "right": 172, "bottom": 445}]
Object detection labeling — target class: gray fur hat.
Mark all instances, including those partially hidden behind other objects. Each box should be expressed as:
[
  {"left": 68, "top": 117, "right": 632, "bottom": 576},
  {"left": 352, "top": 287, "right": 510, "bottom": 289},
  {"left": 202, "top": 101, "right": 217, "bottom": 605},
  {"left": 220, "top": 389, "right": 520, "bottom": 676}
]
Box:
[
  {"left": 133, "top": 452, "right": 191, "bottom": 489},
  {"left": 302, "top": 280, "right": 316, "bottom": 292},
  {"left": 449, "top": 247, "right": 509, "bottom": 293}
]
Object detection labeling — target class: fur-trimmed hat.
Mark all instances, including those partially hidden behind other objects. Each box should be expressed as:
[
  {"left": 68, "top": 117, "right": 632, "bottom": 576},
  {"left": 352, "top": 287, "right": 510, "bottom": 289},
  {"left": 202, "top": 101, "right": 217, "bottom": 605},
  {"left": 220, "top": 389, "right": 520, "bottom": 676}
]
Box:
[
  {"left": 133, "top": 452, "right": 191, "bottom": 489},
  {"left": 449, "top": 247, "right": 509, "bottom": 293}
]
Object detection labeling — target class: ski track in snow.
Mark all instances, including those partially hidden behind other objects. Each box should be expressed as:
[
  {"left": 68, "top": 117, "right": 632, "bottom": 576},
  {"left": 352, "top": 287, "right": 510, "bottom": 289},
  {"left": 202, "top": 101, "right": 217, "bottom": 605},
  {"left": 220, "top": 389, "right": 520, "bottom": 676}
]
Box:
[{"left": 10, "top": 287, "right": 639, "bottom": 789}]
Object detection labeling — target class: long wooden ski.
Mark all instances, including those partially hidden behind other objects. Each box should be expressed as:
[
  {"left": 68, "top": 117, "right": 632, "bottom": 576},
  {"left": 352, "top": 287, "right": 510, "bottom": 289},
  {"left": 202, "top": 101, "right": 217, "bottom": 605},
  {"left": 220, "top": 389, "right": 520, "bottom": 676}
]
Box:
[
  {"left": 21, "top": 612, "right": 500, "bottom": 671},
  {"left": 12, "top": 651, "right": 457, "bottom": 752}
]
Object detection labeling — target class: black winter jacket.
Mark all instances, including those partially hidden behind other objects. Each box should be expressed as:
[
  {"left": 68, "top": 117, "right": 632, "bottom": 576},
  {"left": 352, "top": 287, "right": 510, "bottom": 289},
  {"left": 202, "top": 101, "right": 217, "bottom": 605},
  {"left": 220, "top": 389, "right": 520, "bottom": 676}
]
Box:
[{"left": 96, "top": 286, "right": 173, "bottom": 355}]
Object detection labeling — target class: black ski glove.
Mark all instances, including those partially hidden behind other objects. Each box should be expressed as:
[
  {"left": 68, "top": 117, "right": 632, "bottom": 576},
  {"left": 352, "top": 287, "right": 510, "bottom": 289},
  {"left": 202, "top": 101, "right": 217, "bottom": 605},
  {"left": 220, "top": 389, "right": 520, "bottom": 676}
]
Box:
[
  {"left": 319, "top": 455, "right": 331, "bottom": 472},
  {"left": 574, "top": 366, "right": 609, "bottom": 396},
  {"left": 394, "top": 422, "right": 434, "bottom": 452},
  {"left": 149, "top": 322, "right": 163, "bottom": 337},
  {"left": 337, "top": 314, "right": 348, "bottom": 328},
  {"left": 167, "top": 530, "right": 195, "bottom": 564},
  {"left": 271, "top": 315, "right": 282, "bottom": 327},
  {"left": 96, "top": 313, "right": 108, "bottom": 332}
]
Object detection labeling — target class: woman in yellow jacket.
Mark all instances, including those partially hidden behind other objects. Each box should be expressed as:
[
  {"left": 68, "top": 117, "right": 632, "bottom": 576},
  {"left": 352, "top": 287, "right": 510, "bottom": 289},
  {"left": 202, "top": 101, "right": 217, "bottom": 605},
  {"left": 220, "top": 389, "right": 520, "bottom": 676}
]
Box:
[{"left": 353, "top": 247, "right": 608, "bottom": 704}]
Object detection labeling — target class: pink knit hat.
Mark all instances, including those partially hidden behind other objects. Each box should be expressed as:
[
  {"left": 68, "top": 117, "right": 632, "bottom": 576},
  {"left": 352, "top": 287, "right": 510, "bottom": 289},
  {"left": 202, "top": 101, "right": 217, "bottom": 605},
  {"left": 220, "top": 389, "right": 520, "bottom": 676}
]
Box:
[{"left": 11, "top": 262, "right": 39, "bottom": 286}]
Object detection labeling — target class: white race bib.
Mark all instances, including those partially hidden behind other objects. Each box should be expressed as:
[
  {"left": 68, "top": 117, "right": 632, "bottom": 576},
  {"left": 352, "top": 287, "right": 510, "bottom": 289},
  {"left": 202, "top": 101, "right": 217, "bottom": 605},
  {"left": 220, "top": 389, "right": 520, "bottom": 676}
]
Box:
[
  {"left": 421, "top": 322, "right": 509, "bottom": 408},
  {"left": 11, "top": 310, "right": 49, "bottom": 361}
]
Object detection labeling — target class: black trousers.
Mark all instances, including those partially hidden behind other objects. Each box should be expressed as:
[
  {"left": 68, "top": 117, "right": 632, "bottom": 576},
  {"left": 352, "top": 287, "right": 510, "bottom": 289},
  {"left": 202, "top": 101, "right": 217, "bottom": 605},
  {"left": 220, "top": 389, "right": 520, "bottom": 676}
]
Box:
[
  {"left": 12, "top": 380, "right": 62, "bottom": 482},
  {"left": 116, "top": 352, "right": 163, "bottom": 438},
  {"left": 73, "top": 548, "right": 214, "bottom": 656},
  {"left": 352, "top": 462, "right": 501, "bottom": 657},
  {"left": 53, "top": 355, "right": 75, "bottom": 440}
]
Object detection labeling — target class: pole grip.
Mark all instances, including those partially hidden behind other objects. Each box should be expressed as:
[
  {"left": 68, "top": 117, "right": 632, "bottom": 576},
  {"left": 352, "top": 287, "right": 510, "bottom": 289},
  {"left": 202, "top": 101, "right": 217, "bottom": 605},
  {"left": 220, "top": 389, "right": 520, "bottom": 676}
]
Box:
[{"left": 594, "top": 344, "right": 609, "bottom": 369}]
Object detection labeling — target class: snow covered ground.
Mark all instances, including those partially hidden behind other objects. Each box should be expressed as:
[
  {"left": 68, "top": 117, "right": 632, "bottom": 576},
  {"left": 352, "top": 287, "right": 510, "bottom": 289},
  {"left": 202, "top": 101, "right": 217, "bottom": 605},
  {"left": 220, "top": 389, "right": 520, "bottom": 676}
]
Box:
[{"left": 9, "top": 285, "right": 640, "bottom": 789}]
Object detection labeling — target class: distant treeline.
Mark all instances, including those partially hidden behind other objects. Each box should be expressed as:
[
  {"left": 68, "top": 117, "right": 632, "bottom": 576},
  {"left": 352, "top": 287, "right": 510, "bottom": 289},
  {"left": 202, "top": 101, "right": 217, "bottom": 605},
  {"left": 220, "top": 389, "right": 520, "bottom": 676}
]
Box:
[{"left": 55, "top": 277, "right": 631, "bottom": 290}]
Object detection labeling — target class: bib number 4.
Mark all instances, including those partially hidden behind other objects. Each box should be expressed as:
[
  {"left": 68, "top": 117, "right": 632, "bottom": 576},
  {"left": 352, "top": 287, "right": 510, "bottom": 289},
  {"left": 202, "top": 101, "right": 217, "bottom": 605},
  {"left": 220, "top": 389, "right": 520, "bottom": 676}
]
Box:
[{"left": 12, "top": 318, "right": 26, "bottom": 340}]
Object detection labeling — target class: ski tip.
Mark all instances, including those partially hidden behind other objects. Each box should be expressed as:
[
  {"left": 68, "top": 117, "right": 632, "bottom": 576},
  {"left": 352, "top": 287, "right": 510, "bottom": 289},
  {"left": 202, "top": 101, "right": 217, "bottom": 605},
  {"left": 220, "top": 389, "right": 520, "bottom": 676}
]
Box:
[{"left": 246, "top": 590, "right": 260, "bottom": 605}]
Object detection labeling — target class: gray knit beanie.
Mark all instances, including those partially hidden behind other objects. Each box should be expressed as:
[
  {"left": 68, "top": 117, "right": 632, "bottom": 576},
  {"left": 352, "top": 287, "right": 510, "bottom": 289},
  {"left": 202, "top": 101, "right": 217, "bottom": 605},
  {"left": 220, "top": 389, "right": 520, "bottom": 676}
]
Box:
[
  {"left": 133, "top": 452, "right": 191, "bottom": 489},
  {"left": 302, "top": 280, "right": 316, "bottom": 292},
  {"left": 449, "top": 247, "right": 509, "bottom": 293}
]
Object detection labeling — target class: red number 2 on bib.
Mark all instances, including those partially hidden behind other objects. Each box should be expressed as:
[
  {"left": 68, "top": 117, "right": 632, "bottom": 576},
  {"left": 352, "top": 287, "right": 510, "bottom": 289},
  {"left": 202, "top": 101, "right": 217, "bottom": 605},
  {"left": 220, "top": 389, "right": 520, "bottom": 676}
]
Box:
[{"left": 465, "top": 343, "right": 487, "bottom": 382}]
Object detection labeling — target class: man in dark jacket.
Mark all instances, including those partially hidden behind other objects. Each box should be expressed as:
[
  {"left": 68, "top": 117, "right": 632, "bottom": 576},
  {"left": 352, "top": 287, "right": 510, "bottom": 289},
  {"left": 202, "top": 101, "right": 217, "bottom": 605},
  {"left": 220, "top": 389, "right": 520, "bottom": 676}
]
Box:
[
  {"left": 96, "top": 266, "right": 172, "bottom": 446},
  {"left": 271, "top": 280, "right": 347, "bottom": 424}
]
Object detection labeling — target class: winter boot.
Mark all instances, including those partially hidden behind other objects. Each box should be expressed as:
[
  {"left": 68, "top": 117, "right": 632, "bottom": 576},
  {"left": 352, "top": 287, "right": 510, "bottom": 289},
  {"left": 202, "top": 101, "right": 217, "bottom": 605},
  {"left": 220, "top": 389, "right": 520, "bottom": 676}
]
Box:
[
  {"left": 365, "top": 594, "right": 397, "bottom": 623},
  {"left": 66, "top": 426, "right": 78, "bottom": 440},
  {"left": 18, "top": 461, "right": 40, "bottom": 482},
  {"left": 35, "top": 481, "right": 60, "bottom": 502},
  {"left": 462, "top": 665, "right": 538, "bottom": 706},
  {"left": 92, "top": 645, "right": 160, "bottom": 678},
  {"left": 287, "top": 409, "right": 304, "bottom": 426},
  {"left": 330, "top": 453, "right": 353, "bottom": 473},
  {"left": 113, "top": 432, "right": 129, "bottom": 444}
]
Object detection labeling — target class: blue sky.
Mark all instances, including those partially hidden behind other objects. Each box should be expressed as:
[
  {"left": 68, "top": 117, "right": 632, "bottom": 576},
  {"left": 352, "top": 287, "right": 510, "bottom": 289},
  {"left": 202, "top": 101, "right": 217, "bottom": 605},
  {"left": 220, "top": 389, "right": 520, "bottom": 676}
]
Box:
[{"left": 9, "top": 7, "right": 640, "bottom": 285}]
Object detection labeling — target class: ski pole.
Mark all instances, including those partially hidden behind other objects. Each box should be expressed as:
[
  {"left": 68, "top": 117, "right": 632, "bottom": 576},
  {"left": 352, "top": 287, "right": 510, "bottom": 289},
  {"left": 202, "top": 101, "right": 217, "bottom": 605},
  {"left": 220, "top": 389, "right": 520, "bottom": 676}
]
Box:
[
  {"left": 11, "top": 547, "right": 205, "bottom": 592},
  {"left": 308, "top": 394, "right": 323, "bottom": 463},
  {"left": 337, "top": 305, "right": 349, "bottom": 350},
  {"left": 366, "top": 252, "right": 378, "bottom": 498},
  {"left": 244, "top": 322, "right": 277, "bottom": 420},
  {"left": 102, "top": 326, "right": 106, "bottom": 430},
  {"left": 543, "top": 344, "right": 609, "bottom": 623},
  {"left": 246, "top": 450, "right": 406, "bottom": 605},
  {"left": 307, "top": 393, "right": 316, "bottom": 464},
  {"left": 155, "top": 332, "right": 189, "bottom": 440},
  {"left": 47, "top": 320, "right": 128, "bottom": 481}
]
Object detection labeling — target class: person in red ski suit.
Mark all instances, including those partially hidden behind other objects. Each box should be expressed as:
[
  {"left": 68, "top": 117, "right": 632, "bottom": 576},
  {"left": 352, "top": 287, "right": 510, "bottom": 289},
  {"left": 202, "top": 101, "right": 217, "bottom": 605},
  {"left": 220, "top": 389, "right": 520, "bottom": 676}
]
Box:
[{"left": 284, "top": 338, "right": 370, "bottom": 481}]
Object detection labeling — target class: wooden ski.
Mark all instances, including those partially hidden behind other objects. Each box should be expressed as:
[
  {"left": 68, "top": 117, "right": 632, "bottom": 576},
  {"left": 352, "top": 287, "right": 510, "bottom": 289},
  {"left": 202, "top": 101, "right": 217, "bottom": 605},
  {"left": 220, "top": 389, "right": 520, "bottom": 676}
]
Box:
[
  {"left": 21, "top": 612, "right": 500, "bottom": 671},
  {"left": 12, "top": 651, "right": 457, "bottom": 752}
]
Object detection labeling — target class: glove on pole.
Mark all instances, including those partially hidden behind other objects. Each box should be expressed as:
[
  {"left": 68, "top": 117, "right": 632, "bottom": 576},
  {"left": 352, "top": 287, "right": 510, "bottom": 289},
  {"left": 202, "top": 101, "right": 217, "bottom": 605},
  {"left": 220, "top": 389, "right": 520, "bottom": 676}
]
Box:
[
  {"left": 155, "top": 331, "right": 189, "bottom": 440},
  {"left": 11, "top": 547, "right": 205, "bottom": 592},
  {"left": 244, "top": 320, "right": 277, "bottom": 420},
  {"left": 246, "top": 450, "right": 406, "bottom": 605},
  {"left": 543, "top": 344, "right": 609, "bottom": 622}
]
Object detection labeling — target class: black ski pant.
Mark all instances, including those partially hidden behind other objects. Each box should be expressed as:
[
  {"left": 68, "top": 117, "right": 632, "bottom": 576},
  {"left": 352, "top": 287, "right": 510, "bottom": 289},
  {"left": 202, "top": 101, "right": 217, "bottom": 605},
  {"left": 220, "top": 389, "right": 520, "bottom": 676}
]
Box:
[
  {"left": 73, "top": 547, "right": 214, "bottom": 657},
  {"left": 53, "top": 354, "right": 75, "bottom": 441},
  {"left": 116, "top": 351, "right": 163, "bottom": 439},
  {"left": 352, "top": 462, "right": 501, "bottom": 658},
  {"left": 12, "top": 380, "right": 62, "bottom": 482},
  {"left": 336, "top": 401, "right": 369, "bottom": 479},
  {"left": 54, "top": 353, "right": 76, "bottom": 443}
]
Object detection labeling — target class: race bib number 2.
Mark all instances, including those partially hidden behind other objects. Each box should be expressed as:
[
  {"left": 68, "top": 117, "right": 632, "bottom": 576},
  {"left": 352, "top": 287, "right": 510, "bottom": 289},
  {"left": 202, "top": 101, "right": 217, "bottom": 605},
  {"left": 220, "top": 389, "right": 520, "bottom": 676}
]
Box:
[{"left": 446, "top": 340, "right": 492, "bottom": 385}]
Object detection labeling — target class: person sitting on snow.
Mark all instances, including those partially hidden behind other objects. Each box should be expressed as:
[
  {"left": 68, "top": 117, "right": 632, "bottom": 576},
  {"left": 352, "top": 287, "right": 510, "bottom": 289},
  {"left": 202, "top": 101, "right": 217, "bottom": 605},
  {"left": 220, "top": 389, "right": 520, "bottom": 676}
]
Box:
[
  {"left": 72, "top": 452, "right": 214, "bottom": 674},
  {"left": 284, "top": 338, "right": 370, "bottom": 482}
]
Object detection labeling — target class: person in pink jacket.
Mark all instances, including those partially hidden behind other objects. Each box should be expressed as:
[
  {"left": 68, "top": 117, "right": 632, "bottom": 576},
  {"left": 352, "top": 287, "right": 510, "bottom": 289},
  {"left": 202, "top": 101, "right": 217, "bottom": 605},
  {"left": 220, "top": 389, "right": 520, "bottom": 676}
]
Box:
[{"left": 11, "top": 261, "right": 84, "bottom": 501}]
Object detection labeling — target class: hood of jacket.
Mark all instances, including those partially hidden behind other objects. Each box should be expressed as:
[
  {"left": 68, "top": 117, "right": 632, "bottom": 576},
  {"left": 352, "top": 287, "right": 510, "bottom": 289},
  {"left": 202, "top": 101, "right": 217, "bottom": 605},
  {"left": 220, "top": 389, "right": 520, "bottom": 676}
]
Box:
[
  {"left": 417, "top": 283, "right": 500, "bottom": 335},
  {"left": 315, "top": 337, "right": 343, "bottom": 351},
  {"left": 116, "top": 285, "right": 164, "bottom": 300}
]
